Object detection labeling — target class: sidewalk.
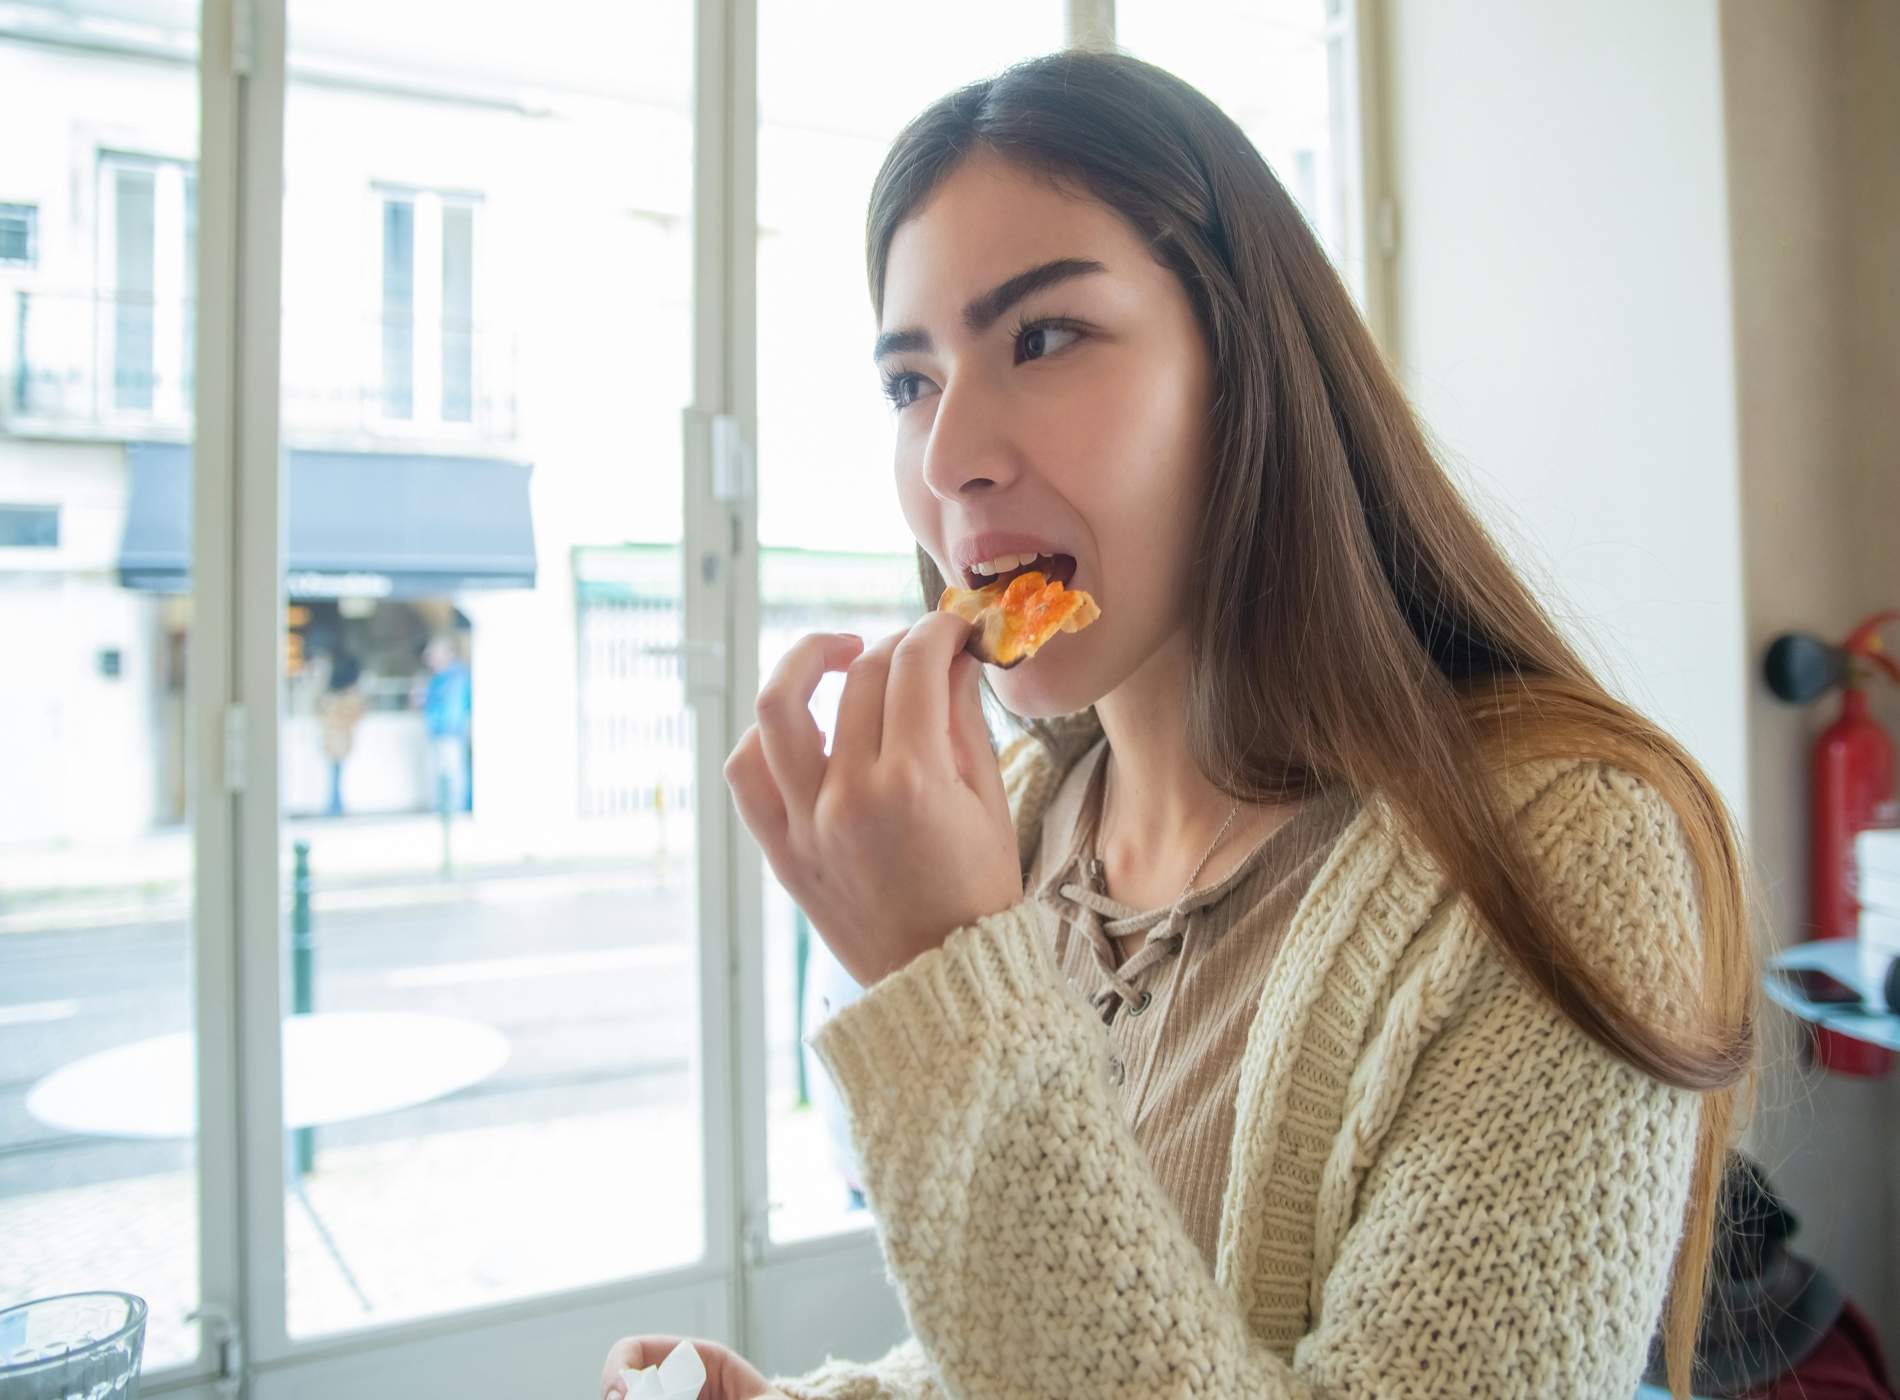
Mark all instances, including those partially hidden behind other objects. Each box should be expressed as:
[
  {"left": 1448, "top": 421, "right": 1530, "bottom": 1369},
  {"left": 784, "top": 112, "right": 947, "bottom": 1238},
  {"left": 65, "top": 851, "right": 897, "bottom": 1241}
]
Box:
[
  {"left": 0, "top": 1099, "right": 859, "bottom": 1374},
  {"left": 0, "top": 808, "right": 693, "bottom": 930}
]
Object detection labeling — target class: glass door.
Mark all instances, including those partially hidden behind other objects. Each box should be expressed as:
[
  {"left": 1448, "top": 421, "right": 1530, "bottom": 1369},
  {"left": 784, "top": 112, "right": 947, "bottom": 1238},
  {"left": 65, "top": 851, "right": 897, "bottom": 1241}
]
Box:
[
  {"left": 739, "top": 0, "right": 1069, "bottom": 1373},
  {"left": 0, "top": 2, "right": 228, "bottom": 1388},
  {"left": 233, "top": 2, "right": 738, "bottom": 1393},
  {"left": 0, "top": 3, "right": 1382, "bottom": 1391},
  {"left": 739, "top": 1, "right": 1376, "bottom": 1374},
  {"left": 1116, "top": 0, "right": 1367, "bottom": 307},
  {"left": 752, "top": 0, "right": 1069, "bottom": 1256}
]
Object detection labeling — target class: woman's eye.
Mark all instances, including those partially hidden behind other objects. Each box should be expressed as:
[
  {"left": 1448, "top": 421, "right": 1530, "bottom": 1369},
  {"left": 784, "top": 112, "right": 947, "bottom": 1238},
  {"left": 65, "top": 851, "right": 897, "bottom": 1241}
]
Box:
[
  {"left": 1017, "top": 322, "right": 1081, "bottom": 362},
  {"left": 881, "top": 372, "right": 929, "bottom": 410},
  {"left": 880, "top": 320, "right": 1082, "bottom": 411}
]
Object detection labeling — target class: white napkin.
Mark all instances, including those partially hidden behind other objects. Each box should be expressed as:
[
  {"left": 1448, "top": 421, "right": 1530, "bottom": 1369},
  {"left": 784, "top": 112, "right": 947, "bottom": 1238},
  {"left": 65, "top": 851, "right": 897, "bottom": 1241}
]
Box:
[{"left": 618, "top": 1338, "right": 707, "bottom": 1400}]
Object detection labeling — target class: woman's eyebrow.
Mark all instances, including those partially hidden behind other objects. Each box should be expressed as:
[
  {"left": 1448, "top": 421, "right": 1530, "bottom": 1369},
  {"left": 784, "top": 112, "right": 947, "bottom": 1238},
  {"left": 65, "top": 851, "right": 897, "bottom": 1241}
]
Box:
[{"left": 872, "top": 257, "right": 1109, "bottom": 362}]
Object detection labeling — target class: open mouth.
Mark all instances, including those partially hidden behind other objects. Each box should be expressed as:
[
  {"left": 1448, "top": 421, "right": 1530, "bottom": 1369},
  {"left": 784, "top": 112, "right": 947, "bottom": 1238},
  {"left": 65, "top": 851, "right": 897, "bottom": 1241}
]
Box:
[{"left": 962, "top": 552, "right": 1078, "bottom": 592}]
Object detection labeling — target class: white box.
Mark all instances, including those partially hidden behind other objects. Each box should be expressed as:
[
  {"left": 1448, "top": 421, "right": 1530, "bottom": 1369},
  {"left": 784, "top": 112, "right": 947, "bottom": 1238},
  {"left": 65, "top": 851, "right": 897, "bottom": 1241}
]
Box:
[
  {"left": 1854, "top": 827, "right": 1900, "bottom": 915},
  {"left": 1856, "top": 826, "right": 1900, "bottom": 881},
  {"left": 1862, "top": 910, "right": 1900, "bottom": 1006},
  {"left": 1857, "top": 869, "right": 1900, "bottom": 918}
]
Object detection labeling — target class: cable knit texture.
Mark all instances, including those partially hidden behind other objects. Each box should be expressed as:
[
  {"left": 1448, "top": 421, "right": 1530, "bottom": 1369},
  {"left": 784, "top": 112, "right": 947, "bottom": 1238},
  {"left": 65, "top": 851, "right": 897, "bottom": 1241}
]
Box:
[{"left": 768, "top": 707, "right": 1704, "bottom": 1398}]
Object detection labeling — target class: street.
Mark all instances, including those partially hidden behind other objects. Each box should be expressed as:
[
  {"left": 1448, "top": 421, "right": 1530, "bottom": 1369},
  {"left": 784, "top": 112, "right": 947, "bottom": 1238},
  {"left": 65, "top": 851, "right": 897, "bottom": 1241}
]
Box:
[
  {"left": 0, "top": 868, "right": 706, "bottom": 1198},
  {"left": 0, "top": 861, "right": 857, "bottom": 1362}
]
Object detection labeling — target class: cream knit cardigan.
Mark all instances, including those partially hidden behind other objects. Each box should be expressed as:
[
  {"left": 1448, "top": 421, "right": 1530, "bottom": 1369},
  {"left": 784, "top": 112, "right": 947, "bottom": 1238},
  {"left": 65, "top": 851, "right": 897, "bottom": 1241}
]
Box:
[{"left": 771, "top": 710, "right": 1704, "bottom": 1398}]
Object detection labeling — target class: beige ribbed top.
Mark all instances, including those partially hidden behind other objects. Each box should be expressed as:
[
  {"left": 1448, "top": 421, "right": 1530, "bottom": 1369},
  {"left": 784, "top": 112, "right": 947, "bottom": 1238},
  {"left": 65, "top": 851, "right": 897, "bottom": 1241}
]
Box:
[{"left": 1026, "top": 734, "right": 1362, "bottom": 1269}]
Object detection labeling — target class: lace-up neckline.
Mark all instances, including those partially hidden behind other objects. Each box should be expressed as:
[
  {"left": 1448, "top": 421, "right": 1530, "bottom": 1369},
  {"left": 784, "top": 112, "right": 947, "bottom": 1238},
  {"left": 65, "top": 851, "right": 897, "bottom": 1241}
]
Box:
[{"left": 1036, "top": 737, "right": 1336, "bottom": 1024}]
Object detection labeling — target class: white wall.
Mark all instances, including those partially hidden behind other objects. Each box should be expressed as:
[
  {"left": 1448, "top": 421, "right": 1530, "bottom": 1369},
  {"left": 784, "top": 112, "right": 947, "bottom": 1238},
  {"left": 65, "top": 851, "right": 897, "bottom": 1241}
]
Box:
[
  {"left": 0, "top": 438, "right": 162, "bottom": 841},
  {"left": 1381, "top": 0, "right": 1749, "bottom": 814}
]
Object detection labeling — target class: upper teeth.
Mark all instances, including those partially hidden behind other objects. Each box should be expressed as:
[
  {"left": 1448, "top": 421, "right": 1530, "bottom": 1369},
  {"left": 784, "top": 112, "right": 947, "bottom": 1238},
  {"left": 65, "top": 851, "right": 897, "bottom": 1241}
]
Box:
[{"left": 972, "top": 551, "right": 1051, "bottom": 576}]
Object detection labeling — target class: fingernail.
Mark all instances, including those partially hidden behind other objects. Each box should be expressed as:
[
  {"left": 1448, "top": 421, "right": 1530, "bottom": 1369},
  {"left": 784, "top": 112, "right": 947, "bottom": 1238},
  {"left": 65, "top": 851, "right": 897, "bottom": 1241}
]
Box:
[{"left": 838, "top": 632, "right": 862, "bottom": 643}]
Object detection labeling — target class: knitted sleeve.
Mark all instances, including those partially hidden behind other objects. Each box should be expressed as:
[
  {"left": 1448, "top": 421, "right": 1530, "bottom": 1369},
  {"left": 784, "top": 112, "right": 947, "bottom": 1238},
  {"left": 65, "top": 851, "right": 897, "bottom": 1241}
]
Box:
[{"left": 772, "top": 758, "right": 1703, "bottom": 1397}]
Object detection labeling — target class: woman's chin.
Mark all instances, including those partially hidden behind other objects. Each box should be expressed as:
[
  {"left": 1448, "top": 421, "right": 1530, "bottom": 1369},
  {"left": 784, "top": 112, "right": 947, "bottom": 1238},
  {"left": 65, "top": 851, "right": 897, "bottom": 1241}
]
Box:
[{"left": 987, "top": 645, "right": 1100, "bottom": 720}]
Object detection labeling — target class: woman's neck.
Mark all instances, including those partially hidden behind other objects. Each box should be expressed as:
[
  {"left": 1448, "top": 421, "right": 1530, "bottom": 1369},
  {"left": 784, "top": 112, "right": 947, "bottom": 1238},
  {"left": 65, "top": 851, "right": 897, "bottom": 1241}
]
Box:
[{"left": 1089, "top": 631, "right": 1286, "bottom": 891}]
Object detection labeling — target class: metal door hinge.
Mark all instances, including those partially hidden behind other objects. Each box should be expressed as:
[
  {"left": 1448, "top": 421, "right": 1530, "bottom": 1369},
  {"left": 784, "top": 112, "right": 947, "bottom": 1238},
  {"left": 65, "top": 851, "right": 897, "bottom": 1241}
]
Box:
[
  {"left": 222, "top": 704, "right": 247, "bottom": 795},
  {"left": 711, "top": 413, "right": 755, "bottom": 507},
  {"left": 186, "top": 1304, "right": 244, "bottom": 1397},
  {"left": 741, "top": 1203, "right": 770, "bottom": 1267},
  {"left": 679, "top": 639, "right": 727, "bottom": 703},
  {"left": 229, "top": 0, "right": 254, "bottom": 76}
]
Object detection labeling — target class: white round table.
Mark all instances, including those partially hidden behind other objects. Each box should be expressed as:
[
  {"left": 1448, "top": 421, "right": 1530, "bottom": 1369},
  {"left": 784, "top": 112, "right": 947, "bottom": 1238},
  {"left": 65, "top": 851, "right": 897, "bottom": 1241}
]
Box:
[{"left": 25, "top": 1012, "right": 510, "bottom": 1138}]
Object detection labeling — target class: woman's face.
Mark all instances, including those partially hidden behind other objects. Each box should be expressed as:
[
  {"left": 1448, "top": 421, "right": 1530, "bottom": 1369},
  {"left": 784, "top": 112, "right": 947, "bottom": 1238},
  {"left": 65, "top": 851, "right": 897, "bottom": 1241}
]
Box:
[{"left": 878, "top": 151, "right": 1216, "bottom": 719}]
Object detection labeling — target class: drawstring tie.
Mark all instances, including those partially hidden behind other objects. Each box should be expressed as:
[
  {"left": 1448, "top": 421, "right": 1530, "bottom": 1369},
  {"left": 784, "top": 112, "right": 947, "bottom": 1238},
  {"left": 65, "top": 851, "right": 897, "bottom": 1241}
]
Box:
[{"left": 1052, "top": 858, "right": 1191, "bottom": 1023}]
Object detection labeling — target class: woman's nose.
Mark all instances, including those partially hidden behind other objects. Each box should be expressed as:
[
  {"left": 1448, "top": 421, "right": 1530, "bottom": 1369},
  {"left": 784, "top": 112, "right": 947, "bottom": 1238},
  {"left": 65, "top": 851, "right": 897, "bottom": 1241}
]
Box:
[{"left": 919, "top": 379, "right": 1020, "bottom": 501}]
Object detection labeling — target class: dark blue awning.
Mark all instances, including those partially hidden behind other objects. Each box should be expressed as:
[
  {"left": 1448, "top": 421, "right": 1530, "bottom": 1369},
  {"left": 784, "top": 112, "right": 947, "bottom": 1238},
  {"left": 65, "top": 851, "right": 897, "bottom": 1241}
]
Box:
[{"left": 119, "top": 442, "right": 537, "bottom": 597}]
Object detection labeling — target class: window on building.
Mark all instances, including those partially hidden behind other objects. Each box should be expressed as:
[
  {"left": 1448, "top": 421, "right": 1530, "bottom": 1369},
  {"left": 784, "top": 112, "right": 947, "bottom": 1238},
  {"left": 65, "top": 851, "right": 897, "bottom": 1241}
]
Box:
[
  {"left": 377, "top": 187, "right": 480, "bottom": 426},
  {"left": 99, "top": 153, "right": 196, "bottom": 417},
  {"left": 114, "top": 165, "right": 157, "bottom": 411},
  {"left": 381, "top": 194, "right": 415, "bottom": 419},
  {"left": 0, "top": 504, "right": 60, "bottom": 548},
  {"left": 441, "top": 202, "right": 474, "bottom": 423},
  {"left": 0, "top": 203, "right": 36, "bottom": 266}
]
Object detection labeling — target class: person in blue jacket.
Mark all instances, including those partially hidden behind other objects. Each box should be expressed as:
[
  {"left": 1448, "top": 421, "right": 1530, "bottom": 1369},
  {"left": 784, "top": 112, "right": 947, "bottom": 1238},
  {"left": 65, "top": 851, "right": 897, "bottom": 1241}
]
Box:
[{"left": 417, "top": 635, "right": 472, "bottom": 814}]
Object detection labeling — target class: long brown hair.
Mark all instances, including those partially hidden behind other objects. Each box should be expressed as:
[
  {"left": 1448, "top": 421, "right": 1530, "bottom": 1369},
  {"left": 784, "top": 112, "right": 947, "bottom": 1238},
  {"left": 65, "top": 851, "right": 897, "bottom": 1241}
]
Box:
[{"left": 864, "top": 48, "right": 1765, "bottom": 1398}]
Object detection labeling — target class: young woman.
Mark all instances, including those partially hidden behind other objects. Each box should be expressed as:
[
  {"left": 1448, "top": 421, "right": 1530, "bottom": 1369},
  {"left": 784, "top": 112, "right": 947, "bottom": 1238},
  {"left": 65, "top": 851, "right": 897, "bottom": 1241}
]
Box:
[{"left": 603, "top": 48, "right": 1760, "bottom": 1400}]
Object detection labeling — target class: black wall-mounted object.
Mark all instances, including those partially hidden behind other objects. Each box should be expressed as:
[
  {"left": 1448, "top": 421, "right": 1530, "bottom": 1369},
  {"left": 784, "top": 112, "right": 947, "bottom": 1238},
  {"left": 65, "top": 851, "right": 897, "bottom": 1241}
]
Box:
[{"left": 1764, "top": 632, "right": 1848, "bottom": 705}]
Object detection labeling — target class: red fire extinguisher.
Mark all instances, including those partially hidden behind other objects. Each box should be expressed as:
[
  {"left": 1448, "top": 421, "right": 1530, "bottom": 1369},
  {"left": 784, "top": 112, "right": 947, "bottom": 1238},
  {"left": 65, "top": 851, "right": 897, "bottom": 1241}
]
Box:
[{"left": 1766, "top": 610, "right": 1900, "bottom": 1076}]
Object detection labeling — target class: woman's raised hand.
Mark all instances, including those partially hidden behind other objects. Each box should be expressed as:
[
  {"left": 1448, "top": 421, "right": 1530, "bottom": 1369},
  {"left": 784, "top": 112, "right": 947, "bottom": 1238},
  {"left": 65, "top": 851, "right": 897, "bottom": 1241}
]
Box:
[{"left": 723, "top": 616, "right": 1021, "bottom": 987}]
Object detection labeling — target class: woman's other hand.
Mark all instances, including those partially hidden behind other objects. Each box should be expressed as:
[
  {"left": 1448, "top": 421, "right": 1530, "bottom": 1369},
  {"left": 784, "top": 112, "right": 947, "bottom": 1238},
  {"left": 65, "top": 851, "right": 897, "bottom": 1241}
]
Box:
[
  {"left": 724, "top": 616, "right": 1020, "bottom": 987},
  {"left": 598, "top": 1334, "right": 788, "bottom": 1400}
]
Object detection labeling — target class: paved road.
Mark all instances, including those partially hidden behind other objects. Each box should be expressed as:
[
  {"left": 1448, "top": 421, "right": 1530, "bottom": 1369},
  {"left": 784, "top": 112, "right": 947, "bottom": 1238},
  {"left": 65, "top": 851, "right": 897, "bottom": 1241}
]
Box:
[{"left": 0, "top": 869, "right": 760, "bottom": 1198}]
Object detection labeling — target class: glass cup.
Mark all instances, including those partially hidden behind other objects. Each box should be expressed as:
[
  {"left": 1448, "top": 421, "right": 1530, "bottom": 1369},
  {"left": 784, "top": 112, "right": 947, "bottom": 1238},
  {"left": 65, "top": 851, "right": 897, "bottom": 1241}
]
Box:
[{"left": 0, "top": 1292, "right": 147, "bottom": 1399}]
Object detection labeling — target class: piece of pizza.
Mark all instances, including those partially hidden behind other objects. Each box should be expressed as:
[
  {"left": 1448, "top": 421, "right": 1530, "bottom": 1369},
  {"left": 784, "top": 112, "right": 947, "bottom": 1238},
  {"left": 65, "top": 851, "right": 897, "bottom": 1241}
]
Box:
[{"left": 938, "top": 563, "right": 1101, "bottom": 669}]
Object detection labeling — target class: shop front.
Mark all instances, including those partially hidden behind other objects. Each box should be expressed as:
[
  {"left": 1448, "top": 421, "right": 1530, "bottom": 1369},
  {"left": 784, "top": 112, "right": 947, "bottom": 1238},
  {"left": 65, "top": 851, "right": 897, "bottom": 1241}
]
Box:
[{"left": 118, "top": 441, "right": 535, "bottom": 819}]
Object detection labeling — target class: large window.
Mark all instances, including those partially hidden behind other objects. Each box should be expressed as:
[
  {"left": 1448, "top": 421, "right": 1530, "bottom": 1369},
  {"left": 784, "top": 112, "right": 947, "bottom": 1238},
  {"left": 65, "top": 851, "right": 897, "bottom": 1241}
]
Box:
[
  {"left": 0, "top": 7, "right": 206, "bottom": 1379},
  {"left": 754, "top": 1, "right": 1372, "bottom": 1256},
  {"left": 277, "top": 4, "right": 697, "bottom": 1344},
  {"left": 753, "top": 0, "right": 1071, "bottom": 1250},
  {"left": 1118, "top": 0, "right": 1367, "bottom": 307},
  {"left": 0, "top": 2, "right": 1371, "bottom": 1391}
]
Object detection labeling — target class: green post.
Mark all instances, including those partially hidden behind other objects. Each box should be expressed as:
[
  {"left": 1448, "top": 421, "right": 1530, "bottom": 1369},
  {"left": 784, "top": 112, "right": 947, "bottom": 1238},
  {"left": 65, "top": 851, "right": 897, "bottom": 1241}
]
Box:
[
  {"left": 292, "top": 839, "right": 315, "bottom": 1177},
  {"left": 793, "top": 906, "right": 811, "bottom": 1108}
]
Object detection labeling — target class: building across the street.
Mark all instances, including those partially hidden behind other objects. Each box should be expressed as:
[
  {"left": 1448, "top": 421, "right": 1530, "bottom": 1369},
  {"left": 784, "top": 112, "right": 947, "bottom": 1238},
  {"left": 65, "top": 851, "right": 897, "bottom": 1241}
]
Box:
[{"left": 0, "top": 16, "right": 919, "bottom": 849}]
